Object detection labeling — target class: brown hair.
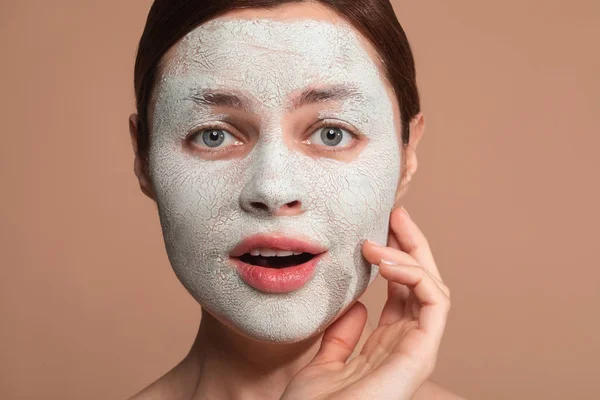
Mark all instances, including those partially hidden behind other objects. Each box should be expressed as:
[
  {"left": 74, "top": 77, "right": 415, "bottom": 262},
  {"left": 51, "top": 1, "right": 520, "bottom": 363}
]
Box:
[{"left": 133, "top": 0, "right": 420, "bottom": 168}]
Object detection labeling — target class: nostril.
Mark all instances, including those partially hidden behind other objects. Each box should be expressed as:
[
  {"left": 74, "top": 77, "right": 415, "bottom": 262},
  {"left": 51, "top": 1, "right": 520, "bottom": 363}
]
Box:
[
  {"left": 283, "top": 200, "right": 301, "bottom": 209},
  {"left": 250, "top": 202, "right": 269, "bottom": 211},
  {"left": 274, "top": 200, "right": 304, "bottom": 216},
  {"left": 243, "top": 200, "right": 303, "bottom": 215}
]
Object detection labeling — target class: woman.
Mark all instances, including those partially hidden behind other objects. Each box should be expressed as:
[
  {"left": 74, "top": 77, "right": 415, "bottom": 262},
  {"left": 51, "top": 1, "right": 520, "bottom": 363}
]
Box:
[{"left": 128, "top": 0, "right": 462, "bottom": 399}]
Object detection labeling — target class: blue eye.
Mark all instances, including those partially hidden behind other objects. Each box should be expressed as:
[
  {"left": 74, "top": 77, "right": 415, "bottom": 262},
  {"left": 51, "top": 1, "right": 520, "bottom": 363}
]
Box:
[
  {"left": 191, "top": 128, "right": 239, "bottom": 149},
  {"left": 307, "top": 126, "right": 353, "bottom": 147}
]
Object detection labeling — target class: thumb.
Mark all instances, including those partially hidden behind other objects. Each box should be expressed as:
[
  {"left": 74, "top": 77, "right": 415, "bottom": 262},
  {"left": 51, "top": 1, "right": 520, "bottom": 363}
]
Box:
[{"left": 309, "top": 301, "right": 367, "bottom": 366}]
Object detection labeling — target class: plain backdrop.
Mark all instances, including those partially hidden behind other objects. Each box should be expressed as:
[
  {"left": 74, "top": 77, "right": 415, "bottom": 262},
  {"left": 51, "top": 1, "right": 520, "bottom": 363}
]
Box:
[{"left": 1, "top": 1, "right": 598, "bottom": 399}]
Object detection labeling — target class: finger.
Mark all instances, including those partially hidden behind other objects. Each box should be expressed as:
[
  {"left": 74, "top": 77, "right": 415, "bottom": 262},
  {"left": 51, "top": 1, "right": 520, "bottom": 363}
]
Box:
[
  {"left": 362, "top": 239, "right": 415, "bottom": 266},
  {"left": 363, "top": 241, "right": 411, "bottom": 326},
  {"left": 378, "top": 263, "right": 450, "bottom": 345},
  {"left": 386, "top": 224, "right": 401, "bottom": 250},
  {"left": 362, "top": 240, "right": 449, "bottom": 328},
  {"left": 310, "top": 301, "right": 368, "bottom": 366},
  {"left": 362, "top": 241, "right": 450, "bottom": 298},
  {"left": 379, "top": 264, "right": 448, "bottom": 327},
  {"left": 389, "top": 207, "right": 442, "bottom": 280},
  {"left": 378, "top": 279, "right": 410, "bottom": 326}
]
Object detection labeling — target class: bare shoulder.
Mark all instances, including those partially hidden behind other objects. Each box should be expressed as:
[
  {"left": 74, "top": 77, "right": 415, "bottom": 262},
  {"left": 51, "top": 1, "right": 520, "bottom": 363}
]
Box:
[{"left": 412, "top": 379, "right": 467, "bottom": 400}]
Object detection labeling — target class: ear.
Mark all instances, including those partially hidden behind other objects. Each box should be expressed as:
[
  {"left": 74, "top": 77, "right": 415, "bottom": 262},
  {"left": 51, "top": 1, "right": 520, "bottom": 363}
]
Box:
[
  {"left": 128, "top": 113, "right": 156, "bottom": 201},
  {"left": 395, "top": 112, "right": 425, "bottom": 204}
]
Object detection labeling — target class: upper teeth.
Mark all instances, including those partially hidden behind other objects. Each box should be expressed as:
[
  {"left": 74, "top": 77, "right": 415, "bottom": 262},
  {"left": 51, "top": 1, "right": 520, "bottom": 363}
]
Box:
[{"left": 248, "top": 248, "right": 303, "bottom": 257}]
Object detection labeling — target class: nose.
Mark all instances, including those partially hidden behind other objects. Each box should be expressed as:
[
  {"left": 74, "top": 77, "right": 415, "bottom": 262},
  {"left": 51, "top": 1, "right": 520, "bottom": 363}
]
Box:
[
  {"left": 240, "top": 177, "right": 305, "bottom": 216},
  {"left": 239, "top": 147, "right": 306, "bottom": 217}
]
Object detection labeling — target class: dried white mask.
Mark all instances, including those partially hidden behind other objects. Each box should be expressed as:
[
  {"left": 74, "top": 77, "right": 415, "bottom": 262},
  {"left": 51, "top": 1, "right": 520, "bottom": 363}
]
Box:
[{"left": 149, "top": 17, "right": 401, "bottom": 342}]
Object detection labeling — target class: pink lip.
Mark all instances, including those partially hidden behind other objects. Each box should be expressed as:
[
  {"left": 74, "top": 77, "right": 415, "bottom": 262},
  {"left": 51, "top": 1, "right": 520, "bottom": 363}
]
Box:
[
  {"left": 229, "top": 233, "right": 327, "bottom": 257},
  {"left": 229, "top": 233, "right": 328, "bottom": 293}
]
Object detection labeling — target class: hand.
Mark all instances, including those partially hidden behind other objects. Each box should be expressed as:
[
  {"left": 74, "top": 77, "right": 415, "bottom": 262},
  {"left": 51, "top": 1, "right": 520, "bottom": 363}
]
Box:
[{"left": 280, "top": 206, "right": 451, "bottom": 400}]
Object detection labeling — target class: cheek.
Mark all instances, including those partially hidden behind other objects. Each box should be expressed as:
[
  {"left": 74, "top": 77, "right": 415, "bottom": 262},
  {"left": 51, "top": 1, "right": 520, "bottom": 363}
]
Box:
[
  {"left": 307, "top": 141, "right": 401, "bottom": 282},
  {"left": 310, "top": 153, "right": 400, "bottom": 313},
  {"left": 148, "top": 149, "right": 243, "bottom": 250},
  {"left": 317, "top": 147, "right": 401, "bottom": 229},
  {"left": 153, "top": 164, "right": 231, "bottom": 219}
]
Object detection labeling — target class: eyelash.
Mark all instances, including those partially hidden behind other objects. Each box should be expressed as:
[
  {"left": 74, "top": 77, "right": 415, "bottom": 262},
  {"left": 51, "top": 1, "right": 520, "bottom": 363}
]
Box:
[
  {"left": 186, "top": 119, "right": 361, "bottom": 153},
  {"left": 186, "top": 122, "right": 244, "bottom": 154},
  {"left": 307, "top": 120, "right": 361, "bottom": 153}
]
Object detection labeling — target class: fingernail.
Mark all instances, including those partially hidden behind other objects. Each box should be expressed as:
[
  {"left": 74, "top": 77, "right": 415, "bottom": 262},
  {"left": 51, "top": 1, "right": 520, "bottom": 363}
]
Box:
[
  {"left": 400, "top": 205, "right": 411, "bottom": 219},
  {"left": 365, "top": 239, "right": 383, "bottom": 247},
  {"left": 380, "top": 258, "right": 398, "bottom": 265}
]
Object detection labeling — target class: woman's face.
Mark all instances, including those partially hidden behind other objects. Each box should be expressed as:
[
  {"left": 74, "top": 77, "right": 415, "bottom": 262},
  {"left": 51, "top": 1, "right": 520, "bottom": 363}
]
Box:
[{"left": 146, "top": 8, "right": 403, "bottom": 343}]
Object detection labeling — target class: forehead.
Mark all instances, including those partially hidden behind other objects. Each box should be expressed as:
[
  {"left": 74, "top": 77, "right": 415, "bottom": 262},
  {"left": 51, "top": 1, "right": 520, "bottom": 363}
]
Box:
[{"left": 158, "top": 18, "right": 388, "bottom": 108}]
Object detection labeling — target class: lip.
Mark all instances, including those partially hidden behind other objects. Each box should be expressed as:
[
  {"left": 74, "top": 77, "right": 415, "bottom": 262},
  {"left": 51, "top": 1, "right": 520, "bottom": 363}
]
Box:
[
  {"left": 229, "top": 233, "right": 328, "bottom": 293},
  {"left": 229, "top": 233, "right": 328, "bottom": 257}
]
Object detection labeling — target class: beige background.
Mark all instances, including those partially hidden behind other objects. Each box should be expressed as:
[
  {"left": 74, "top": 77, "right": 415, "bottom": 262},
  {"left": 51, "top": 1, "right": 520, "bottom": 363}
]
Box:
[{"left": 1, "top": 1, "right": 598, "bottom": 399}]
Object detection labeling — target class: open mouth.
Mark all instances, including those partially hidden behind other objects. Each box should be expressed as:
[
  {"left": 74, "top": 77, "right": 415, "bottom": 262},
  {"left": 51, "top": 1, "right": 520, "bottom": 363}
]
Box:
[
  {"left": 237, "top": 252, "right": 316, "bottom": 269},
  {"left": 229, "top": 234, "right": 328, "bottom": 270}
]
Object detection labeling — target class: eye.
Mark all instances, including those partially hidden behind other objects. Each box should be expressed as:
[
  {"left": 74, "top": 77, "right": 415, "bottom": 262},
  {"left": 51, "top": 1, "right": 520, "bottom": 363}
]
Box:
[
  {"left": 190, "top": 128, "right": 242, "bottom": 149},
  {"left": 306, "top": 125, "right": 354, "bottom": 148}
]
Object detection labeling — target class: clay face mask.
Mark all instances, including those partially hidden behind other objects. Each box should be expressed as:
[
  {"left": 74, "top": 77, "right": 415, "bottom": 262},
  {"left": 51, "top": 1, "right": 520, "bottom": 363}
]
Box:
[{"left": 149, "top": 18, "right": 401, "bottom": 342}]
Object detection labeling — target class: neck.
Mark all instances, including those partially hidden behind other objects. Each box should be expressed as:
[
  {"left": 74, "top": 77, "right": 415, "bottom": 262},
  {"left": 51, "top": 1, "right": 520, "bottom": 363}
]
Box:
[{"left": 186, "top": 309, "right": 325, "bottom": 400}]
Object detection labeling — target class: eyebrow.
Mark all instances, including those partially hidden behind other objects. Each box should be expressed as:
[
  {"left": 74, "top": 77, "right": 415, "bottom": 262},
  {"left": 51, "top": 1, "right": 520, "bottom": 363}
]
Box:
[{"left": 186, "top": 84, "right": 364, "bottom": 113}]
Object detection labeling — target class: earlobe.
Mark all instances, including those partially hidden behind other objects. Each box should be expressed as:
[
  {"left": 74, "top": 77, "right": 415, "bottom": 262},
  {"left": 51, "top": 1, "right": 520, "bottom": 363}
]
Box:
[{"left": 128, "top": 113, "right": 156, "bottom": 202}]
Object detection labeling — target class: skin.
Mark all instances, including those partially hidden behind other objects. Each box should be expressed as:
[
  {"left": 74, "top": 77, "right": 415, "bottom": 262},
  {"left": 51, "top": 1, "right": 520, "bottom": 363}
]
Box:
[{"left": 128, "top": 2, "right": 464, "bottom": 399}]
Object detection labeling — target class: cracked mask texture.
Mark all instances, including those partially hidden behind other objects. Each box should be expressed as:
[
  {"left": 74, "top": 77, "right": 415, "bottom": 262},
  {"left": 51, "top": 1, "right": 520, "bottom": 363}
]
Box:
[{"left": 149, "top": 18, "right": 402, "bottom": 342}]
